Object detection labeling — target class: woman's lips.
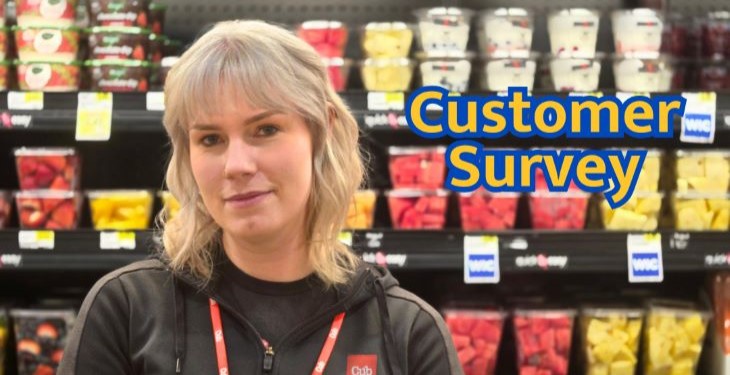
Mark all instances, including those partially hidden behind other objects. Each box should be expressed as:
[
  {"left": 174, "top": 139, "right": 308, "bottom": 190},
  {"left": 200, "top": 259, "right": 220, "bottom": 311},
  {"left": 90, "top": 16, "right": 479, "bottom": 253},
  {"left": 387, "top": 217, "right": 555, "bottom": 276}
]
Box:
[{"left": 224, "top": 191, "right": 272, "bottom": 208}]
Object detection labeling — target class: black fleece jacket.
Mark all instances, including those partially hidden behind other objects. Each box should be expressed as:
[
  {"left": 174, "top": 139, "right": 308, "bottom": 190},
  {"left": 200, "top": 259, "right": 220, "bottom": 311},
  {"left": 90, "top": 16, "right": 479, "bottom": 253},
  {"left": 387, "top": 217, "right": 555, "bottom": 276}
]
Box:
[{"left": 57, "top": 257, "right": 464, "bottom": 374}]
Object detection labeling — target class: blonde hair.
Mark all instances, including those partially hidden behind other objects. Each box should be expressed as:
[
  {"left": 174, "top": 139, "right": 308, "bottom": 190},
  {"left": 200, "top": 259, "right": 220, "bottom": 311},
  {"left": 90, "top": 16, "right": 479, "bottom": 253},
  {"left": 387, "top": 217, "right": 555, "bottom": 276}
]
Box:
[{"left": 159, "top": 20, "right": 364, "bottom": 287}]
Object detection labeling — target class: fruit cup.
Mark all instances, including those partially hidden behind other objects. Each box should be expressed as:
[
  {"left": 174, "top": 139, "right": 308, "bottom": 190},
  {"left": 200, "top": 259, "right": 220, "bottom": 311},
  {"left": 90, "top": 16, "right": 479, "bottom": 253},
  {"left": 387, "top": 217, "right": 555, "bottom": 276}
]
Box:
[
  {"left": 513, "top": 308, "right": 576, "bottom": 375},
  {"left": 361, "top": 22, "right": 413, "bottom": 58},
  {"left": 148, "top": 2, "right": 166, "bottom": 35},
  {"left": 0, "top": 191, "right": 11, "bottom": 229},
  {"left": 158, "top": 191, "right": 180, "bottom": 220},
  {"left": 296, "top": 20, "right": 348, "bottom": 58},
  {"left": 416, "top": 52, "right": 473, "bottom": 93},
  {"left": 580, "top": 307, "right": 644, "bottom": 375},
  {"left": 600, "top": 191, "right": 664, "bottom": 231},
  {"left": 388, "top": 146, "right": 446, "bottom": 189},
  {"left": 15, "top": 60, "right": 81, "bottom": 91},
  {"left": 548, "top": 8, "right": 600, "bottom": 58},
  {"left": 612, "top": 148, "right": 662, "bottom": 192},
  {"left": 88, "top": 0, "right": 148, "bottom": 28},
  {"left": 13, "top": 26, "right": 80, "bottom": 63},
  {"left": 643, "top": 299, "right": 711, "bottom": 375},
  {"left": 88, "top": 26, "right": 150, "bottom": 60},
  {"left": 386, "top": 189, "right": 449, "bottom": 229},
  {"left": 16, "top": 0, "right": 77, "bottom": 27},
  {"left": 613, "top": 55, "right": 674, "bottom": 92},
  {"left": 360, "top": 57, "right": 415, "bottom": 91},
  {"left": 86, "top": 59, "right": 150, "bottom": 92},
  {"left": 701, "top": 11, "right": 730, "bottom": 60},
  {"left": 697, "top": 60, "right": 730, "bottom": 90},
  {"left": 672, "top": 191, "right": 730, "bottom": 230},
  {"left": 529, "top": 191, "right": 589, "bottom": 229},
  {"left": 662, "top": 14, "right": 692, "bottom": 58},
  {"left": 443, "top": 308, "right": 506, "bottom": 375},
  {"left": 413, "top": 7, "right": 473, "bottom": 53},
  {"left": 11, "top": 309, "right": 75, "bottom": 375},
  {"left": 458, "top": 189, "right": 519, "bottom": 231},
  {"left": 15, "top": 147, "right": 81, "bottom": 190},
  {"left": 479, "top": 55, "right": 537, "bottom": 92},
  {"left": 87, "top": 190, "right": 153, "bottom": 230},
  {"left": 477, "top": 8, "right": 533, "bottom": 58},
  {"left": 345, "top": 190, "right": 377, "bottom": 230},
  {"left": 323, "top": 57, "right": 352, "bottom": 92},
  {"left": 15, "top": 190, "right": 82, "bottom": 230},
  {"left": 549, "top": 56, "right": 602, "bottom": 92},
  {"left": 675, "top": 150, "right": 730, "bottom": 193},
  {"left": 148, "top": 33, "right": 165, "bottom": 63},
  {"left": 612, "top": 9, "right": 664, "bottom": 58}
]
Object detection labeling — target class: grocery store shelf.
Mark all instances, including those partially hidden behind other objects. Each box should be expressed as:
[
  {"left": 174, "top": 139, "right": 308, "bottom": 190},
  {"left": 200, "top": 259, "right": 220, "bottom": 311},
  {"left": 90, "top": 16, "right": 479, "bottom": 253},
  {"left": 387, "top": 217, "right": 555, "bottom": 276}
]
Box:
[{"left": 0, "top": 229, "right": 728, "bottom": 273}]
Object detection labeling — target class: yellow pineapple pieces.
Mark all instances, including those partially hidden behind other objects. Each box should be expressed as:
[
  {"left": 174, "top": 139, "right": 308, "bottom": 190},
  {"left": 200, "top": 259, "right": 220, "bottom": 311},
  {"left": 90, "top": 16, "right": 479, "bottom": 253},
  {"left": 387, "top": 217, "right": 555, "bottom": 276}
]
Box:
[{"left": 88, "top": 190, "right": 153, "bottom": 230}]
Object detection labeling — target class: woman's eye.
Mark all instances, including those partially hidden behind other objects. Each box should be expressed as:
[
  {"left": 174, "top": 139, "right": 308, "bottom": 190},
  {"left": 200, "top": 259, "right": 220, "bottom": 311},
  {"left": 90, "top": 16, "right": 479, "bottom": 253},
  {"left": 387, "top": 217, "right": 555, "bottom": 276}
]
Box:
[
  {"left": 199, "top": 135, "right": 221, "bottom": 146},
  {"left": 256, "top": 125, "right": 280, "bottom": 137}
]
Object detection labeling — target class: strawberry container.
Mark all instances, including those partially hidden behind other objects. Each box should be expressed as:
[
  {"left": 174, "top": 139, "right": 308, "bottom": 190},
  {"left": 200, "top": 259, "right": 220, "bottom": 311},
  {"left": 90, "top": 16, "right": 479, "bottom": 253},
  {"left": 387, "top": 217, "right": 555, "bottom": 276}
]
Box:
[
  {"left": 386, "top": 189, "right": 449, "bottom": 229},
  {"left": 360, "top": 22, "right": 413, "bottom": 58},
  {"left": 86, "top": 59, "right": 150, "bottom": 92},
  {"left": 345, "top": 190, "right": 377, "bottom": 230},
  {"left": 414, "top": 7, "right": 473, "bottom": 53},
  {"left": 360, "top": 57, "right": 415, "bottom": 91},
  {"left": 528, "top": 191, "right": 589, "bottom": 230},
  {"left": 547, "top": 8, "right": 600, "bottom": 58},
  {"left": 612, "top": 9, "right": 664, "bottom": 58},
  {"left": 416, "top": 51, "right": 473, "bottom": 93},
  {"left": 296, "top": 20, "right": 348, "bottom": 58},
  {"left": 15, "top": 190, "right": 82, "bottom": 230},
  {"left": 88, "top": 0, "right": 149, "bottom": 28},
  {"left": 477, "top": 8, "right": 533, "bottom": 58},
  {"left": 13, "top": 26, "right": 80, "bottom": 63},
  {"left": 0, "top": 191, "right": 11, "bottom": 229},
  {"left": 388, "top": 146, "right": 446, "bottom": 189},
  {"left": 513, "top": 308, "right": 576, "bottom": 375},
  {"left": 15, "top": 148, "right": 81, "bottom": 190},
  {"left": 87, "top": 190, "right": 153, "bottom": 230},
  {"left": 443, "top": 308, "right": 507, "bottom": 375},
  {"left": 600, "top": 191, "right": 664, "bottom": 231},
  {"left": 11, "top": 309, "right": 75, "bottom": 375},
  {"left": 458, "top": 190, "right": 519, "bottom": 231},
  {"left": 580, "top": 307, "right": 644, "bottom": 375},
  {"left": 323, "top": 57, "right": 351, "bottom": 92},
  {"left": 16, "top": 0, "right": 78, "bottom": 27},
  {"left": 15, "top": 60, "right": 81, "bottom": 92},
  {"left": 672, "top": 191, "right": 730, "bottom": 230},
  {"left": 88, "top": 26, "right": 150, "bottom": 60}
]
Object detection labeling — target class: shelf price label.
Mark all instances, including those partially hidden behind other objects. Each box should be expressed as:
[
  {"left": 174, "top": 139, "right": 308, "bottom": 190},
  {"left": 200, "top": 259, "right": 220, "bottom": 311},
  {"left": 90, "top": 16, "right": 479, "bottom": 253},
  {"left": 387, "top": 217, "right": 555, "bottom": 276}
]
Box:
[
  {"left": 18, "top": 230, "right": 55, "bottom": 250},
  {"left": 100, "top": 231, "right": 136, "bottom": 250},
  {"left": 464, "top": 235, "right": 500, "bottom": 284},
  {"left": 367, "top": 92, "right": 404, "bottom": 111},
  {"left": 680, "top": 92, "right": 716, "bottom": 144},
  {"left": 76, "top": 92, "right": 113, "bottom": 141},
  {"left": 146, "top": 91, "right": 165, "bottom": 111},
  {"left": 7, "top": 91, "right": 44, "bottom": 110},
  {"left": 627, "top": 233, "right": 663, "bottom": 283},
  {"left": 337, "top": 231, "right": 352, "bottom": 247},
  {"left": 616, "top": 92, "right": 650, "bottom": 102}
]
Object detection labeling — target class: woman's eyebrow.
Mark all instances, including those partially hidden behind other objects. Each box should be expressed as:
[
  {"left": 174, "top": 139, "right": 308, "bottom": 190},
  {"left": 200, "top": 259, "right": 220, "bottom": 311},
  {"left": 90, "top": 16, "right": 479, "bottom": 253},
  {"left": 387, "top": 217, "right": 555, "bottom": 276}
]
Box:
[{"left": 190, "top": 110, "right": 283, "bottom": 131}]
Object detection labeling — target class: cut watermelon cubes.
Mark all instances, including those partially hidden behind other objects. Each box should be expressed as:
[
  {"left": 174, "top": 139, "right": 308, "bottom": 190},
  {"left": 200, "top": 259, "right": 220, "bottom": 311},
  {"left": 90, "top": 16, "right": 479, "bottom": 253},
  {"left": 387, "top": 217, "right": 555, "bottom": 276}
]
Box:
[
  {"left": 386, "top": 189, "right": 448, "bottom": 229},
  {"left": 443, "top": 309, "right": 506, "bottom": 375},
  {"left": 0, "top": 191, "right": 11, "bottom": 228},
  {"left": 528, "top": 191, "right": 588, "bottom": 230},
  {"left": 14, "top": 148, "right": 81, "bottom": 191},
  {"left": 514, "top": 309, "right": 576, "bottom": 375},
  {"left": 15, "top": 190, "right": 82, "bottom": 230},
  {"left": 459, "top": 189, "right": 519, "bottom": 231},
  {"left": 297, "top": 20, "right": 349, "bottom": 58},
  {"left": 388, "top": 146, "right": 446, "bottom": 189}
]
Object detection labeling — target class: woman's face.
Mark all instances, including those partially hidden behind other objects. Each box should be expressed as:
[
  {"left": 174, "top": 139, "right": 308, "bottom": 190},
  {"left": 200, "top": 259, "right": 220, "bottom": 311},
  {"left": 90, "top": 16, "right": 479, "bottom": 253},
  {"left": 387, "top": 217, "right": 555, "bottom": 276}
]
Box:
[{"left": 188, "top": 96, "right": 313, "bottom": 244}]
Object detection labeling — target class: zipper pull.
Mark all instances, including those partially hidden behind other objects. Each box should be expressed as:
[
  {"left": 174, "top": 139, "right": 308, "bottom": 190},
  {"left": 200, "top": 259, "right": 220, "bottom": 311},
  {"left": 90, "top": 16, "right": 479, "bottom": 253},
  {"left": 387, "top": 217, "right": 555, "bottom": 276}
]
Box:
[{"left": 263, "top": 346, "right": 275, "bottom": 372}]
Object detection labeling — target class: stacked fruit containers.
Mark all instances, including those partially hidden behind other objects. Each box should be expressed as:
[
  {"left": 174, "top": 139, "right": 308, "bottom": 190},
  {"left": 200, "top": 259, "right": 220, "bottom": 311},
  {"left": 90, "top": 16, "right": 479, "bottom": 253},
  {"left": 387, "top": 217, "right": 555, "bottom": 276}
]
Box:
[{"left": 296, "top": 20, "right": 351, "bottom": 92}]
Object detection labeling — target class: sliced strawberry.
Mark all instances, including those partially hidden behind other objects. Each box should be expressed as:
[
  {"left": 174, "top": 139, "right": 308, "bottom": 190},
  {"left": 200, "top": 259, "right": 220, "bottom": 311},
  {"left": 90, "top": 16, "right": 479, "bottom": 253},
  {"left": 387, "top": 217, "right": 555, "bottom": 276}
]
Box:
[
  {"left": 17, "top": 156, "right": 39, "bottom": 176},
  {"left": 50, "top": 175, "right": 70, "bottom": 190},
  {"left": 51, "top": 201, "right": 76, "bottom": 228},
  {"left": 44, "top": 155, "right": 67, "bottom": 172},
  {"left": 34, "top": 162, "right": 55, "bottom": 187}
]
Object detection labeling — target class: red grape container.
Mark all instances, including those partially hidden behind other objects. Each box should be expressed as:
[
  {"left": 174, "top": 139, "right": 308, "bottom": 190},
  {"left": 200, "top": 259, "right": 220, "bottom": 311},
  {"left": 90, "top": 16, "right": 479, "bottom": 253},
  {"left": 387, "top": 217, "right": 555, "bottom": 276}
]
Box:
[
  {"left": 388, "top": 146, "right": 446, "bottom": 189},
  {"left": 386, "top": 189, "right": 448, "bottom": 229},
  {"left": 15, "top": 190, "right": 82, "bottom": 230},
  {"left": 513, "top": 308, "right": 576, "bottom": 375},
  {"left": 15, "top": 147, "right": 81, "bottom": 191},
  {"left": 11, "top": 308, "right": 75, "bottom": 375},
  {"left": 443, "top": 308, "right": 507, "bottom": 375},
  {"left": 458, "top": 189, "right": 519, "bottom": 231}
]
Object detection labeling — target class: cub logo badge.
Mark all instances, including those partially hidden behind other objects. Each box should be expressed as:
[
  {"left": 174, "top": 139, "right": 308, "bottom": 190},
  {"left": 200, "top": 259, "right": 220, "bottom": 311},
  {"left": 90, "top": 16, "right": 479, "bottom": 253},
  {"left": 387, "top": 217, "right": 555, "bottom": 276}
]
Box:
[{"left": 346, "top": 355, "right": 377, "bottom": 375}]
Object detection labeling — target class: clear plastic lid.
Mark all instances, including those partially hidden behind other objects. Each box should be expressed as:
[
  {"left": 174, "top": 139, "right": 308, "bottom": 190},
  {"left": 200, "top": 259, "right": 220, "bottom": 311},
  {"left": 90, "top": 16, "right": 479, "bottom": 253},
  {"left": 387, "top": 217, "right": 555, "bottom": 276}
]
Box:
[
  {"left": 529, "top": 190, "right": 591, "bottom": 198},
  {"left": 322, "top": 57, "right": 353, "bottom": 67},
  {"left": 611, "top": 8, "right": 662, "bottom": 18},
  {"left": 548, "top": 8, "right": 600, "bottom": 18},
  {"left": 14, "top": 147, "right": 76, "bottom": 156},
  {"left": 86, "top": 189, "right": 152, "bottom": 199},
  {"left": 514, "top": 308, "right": 578, "bottom": 318},
  {"left": 299, "top": 20, "right": 345, "bottom": 30},
  {"left": 603, "top": 148, "right": 664, "bottom": 157},
  {"left": 607, "top": 191, "right": 665, "bottom": 199},
  {"left": 646, "top": 298, "right": 712, "bottom": 318},
  {"left": 388, "top": 146, "right": 446, "bottom": 155},
  {"left": 15, "top": 190, "right": 79, "bottom": 199},
  {"left": 363, "top": 22, "right": 411, "bottom": 31},
  {"left": 581, "top": 306, "right": 644, "bottom": 318},
  {"left": 385, "top": 189, "right": 450, "bottom": 198},
  {"left": 480, "top": 52, "right": 540, "bottom": 62},
  {"left": 672, "top": 191, "right": 730, "bottom": 200},
  {"left": 413, "top": 7, "right": 475, "bottom": 20},
  {"left": 480, "top": 7, "right": 532, "bottom": 19},
  {"left": 10, "top": 308, "right": 76, "bottom": 319},
  {"left": 361, "top": 57, "right": 414, "bottom": 68},
  {"left": 675, "top": 149, "right": 730, "bottom": 158},
  {"left": 442, "top": 308, "right": 507, "bottom": 319},
  {"left": 415, "top": 51, "right": 475, "bottom": 60},
  {"left": 457, "top": 190, "right": 521, "bottom": 198}
]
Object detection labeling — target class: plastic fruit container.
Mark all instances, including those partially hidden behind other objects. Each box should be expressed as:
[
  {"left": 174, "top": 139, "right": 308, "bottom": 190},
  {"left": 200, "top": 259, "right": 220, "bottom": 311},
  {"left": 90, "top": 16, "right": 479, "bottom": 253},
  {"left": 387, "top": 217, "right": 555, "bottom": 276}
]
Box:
[
  {"left": 613, "top": 56, "right": 674, "bottom": 92},
  {"left": 11, "top": 309, "right": 75, "bottom": 375},
  {"left": 580, "top": 307, "right": 644, "bottom": 375},
  {"left": 296, "top": 20, "right": 348, "bottom": 58},
  {"left": 15, "top": 190, "right": 82, "bottom": 230},
  {"left": 643, "top": 299, "right": 711, "bottom": 375},
  {"left": 148, "top": 2, "right": 166, "bottom": 35},
  {"left": 675, "top": 150, "right": 730, "bottom": 193},
  {"left": 548, "top": 8, "right": 600, "bottom": 58},
  {"left": 0, "top": 27, "right": 8, "bottom": 60},
  {"left": 15, "top": 147, "right": 81, "bottom": 190},
  {"left": 388, "top": 146, "right": 446, "bottom": 189},
  {"left": 86, "top": 59, "right": 150, "bottom": 92},
  {"left": 698, "top": 60, "right": 730, "bottom": 90},
  {"left": 600, "top": 191, "right": 664, "bottom": 231},
  {"left": 612, "top": 9, "right": 664, "bottom": 57},
  {"left": 16, "top": 0, "right": 77, "bottom": 27},
  {"left": 344, "top": 190, "right": 377, "bottom": 230},
  {"left": 672, "top": 191, "right": 730, "bottom": 230},
  {"left": 479, "top": 55, "right": 537, "bottom": 91},
  {"left": 416, "top": 52, "right": 473, "bottom": 92},
  {"left": 477, "top": 8, "right": 533, "bottom": 58},
  {"left": 529, "top": 191, "right": 589, "bottom": 229},
  {"left": 459, "top": 190, "right": 519, "bottom": 231},
  {"left": 88, "top": 0, "right": 149, "bottom": 28},
  {"left": 621, "top": 148, "right": 663, "bottom": 192},
  {"left": 88, "top": 190, "right": 153, "bottom": 230},
  {"left": 361, "top": 22, "right": 413, "bottom": 58},
  {"left": 534, "top": 166, "right": 580, "bottom": 191},
  {"left": 701, "top": 11, "right": 730, "bottom": 60},
  {"left": 15, "top": 60, "right": 81, "bottom": 91},
  {"left": 148, "top": 33, "right": 165, "bottom": 62},
  {"left": 549, "top": 56, "right": 601, "bottom": 92},
  {"left": 13, "top": 26, "right": 80, "bottom": 63},
  {"left": 661, "top": 14, "right": 692, "bottom": 58},
  {"left": 0, "top": 191, "right": 11, "bottom": 229},
  {"left": 386, "top": 189, "right": 448, "bottom": 229},
  {"left": 323, "top": 57, "right": 351, "bottom": 92},
  {"left": 88, "top": 26, "right": 150, "bottom": 60},
  {"left": 158, "top": 191, "right": 180, "bottom": 220},
  {"left": 414, "top": 7, "right": 473, "bottom": 53},
  {"left": 443, "top": 308, "right": 506, "bottom": 375},
  {"left": 360, "top": 58, "right": 414, "bottom": 91},
  {"left": 0, "top": 61, "right": 9, "bottom": 91},
  {"left": 514, "top": 308, "right": 576, "bottom": 375}
]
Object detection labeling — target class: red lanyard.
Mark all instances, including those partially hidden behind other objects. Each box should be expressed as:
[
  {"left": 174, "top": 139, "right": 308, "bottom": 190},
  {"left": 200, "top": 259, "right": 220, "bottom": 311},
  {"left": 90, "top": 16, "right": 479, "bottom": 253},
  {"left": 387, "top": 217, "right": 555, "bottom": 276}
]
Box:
[{"left": 209, "top": 299, "right": 346, "bottom": 375}]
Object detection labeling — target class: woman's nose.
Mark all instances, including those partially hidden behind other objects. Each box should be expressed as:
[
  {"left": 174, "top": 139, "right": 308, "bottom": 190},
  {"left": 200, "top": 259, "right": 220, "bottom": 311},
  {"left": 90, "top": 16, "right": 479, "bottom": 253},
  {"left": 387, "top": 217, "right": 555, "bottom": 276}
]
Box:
[{"left": 223, "top": 138, "right": 257, "bottom": 178}]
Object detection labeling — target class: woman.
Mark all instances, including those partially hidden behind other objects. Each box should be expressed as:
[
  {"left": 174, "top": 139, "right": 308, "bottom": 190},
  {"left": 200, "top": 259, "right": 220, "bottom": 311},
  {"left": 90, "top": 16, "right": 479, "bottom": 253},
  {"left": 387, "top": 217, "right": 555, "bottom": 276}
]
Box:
[{"left": 58, "top": 20, "right": 462, "bottom": 375}]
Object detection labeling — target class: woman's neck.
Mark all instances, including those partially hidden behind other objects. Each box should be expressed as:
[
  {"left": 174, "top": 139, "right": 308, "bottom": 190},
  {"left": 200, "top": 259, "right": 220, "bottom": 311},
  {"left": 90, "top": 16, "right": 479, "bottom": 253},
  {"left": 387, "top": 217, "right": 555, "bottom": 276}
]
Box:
[{"left": 221, "top": 232, "right": 313, "bottom": 282}]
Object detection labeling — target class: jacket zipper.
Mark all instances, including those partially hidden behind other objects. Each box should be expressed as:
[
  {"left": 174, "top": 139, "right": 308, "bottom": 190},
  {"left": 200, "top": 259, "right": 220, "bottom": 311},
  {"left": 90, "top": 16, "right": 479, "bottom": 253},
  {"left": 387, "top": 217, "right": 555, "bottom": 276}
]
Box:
[{"left": 263, "top": 345, "right": 275, "bottom": 373}]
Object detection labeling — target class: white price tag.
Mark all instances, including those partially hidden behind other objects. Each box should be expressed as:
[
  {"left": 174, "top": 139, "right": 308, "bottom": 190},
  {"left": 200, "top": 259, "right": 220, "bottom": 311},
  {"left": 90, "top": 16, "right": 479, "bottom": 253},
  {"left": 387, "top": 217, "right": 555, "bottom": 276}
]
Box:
[
  {"left": 616, "top": 92, "right": 650, "bottom": 103},
  {"left": 7, "top": 91, "right": 44, "bottom": 110},
  {"left": 681, "top": 92, "right": 716, "bottom": 144},
  {"left": 99, "top": 231, "right": 136, "bottom": 250},
  {"left": 18, "top": 230, "right": 55, "bottom": 250},
  {"left": 146, "top": 91, "right": 165, "bottom": 111},
  {"left": 367, "top": 92, "right": 404, "bottom": 111},
  {"left": 76, "top": 92, "right": 113, "bottom": 141},
  {"left": 627, "top": 233, "right": 663, "bottom": 283},
  {"left": 464, "top": 235, "right": 500, "bottom": 284},
  {"left": 337, "top": 231, "right": 352, "bottom": 247}
]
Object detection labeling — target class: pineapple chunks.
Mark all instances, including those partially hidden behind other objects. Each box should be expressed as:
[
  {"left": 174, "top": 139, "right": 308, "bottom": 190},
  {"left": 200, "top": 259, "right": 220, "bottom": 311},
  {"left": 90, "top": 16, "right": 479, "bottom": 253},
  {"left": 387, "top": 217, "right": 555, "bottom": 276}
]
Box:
[
  {"left": 601, "top": 193, "right": 662, "bottom": 230},
  {"left": 643, "top": 310, "right": 708, "bottom": 375},
  {"left": 676, "top": 152, "right": 730, "bottom": 193},
  {"left": 89, "top": 191, "right": 153, "bottom": 230},
  {"left": 673, "top": 194, "right": 730, "bottom": 230},
  {"left": 583, "top": 311, "right": 643, "bottom": 375}
]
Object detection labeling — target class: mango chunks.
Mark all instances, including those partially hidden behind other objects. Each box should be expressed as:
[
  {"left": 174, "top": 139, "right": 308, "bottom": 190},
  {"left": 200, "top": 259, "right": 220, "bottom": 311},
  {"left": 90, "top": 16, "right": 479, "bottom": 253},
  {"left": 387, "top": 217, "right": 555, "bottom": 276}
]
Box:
[
  {"left": 581, "top": 310, "right": 643, "bottom": 375},
  {"left": 672, "top": 193, "right": 730, "bottom": 230},
  {"left": 345, "top": 190, "right": 377, "bottom": 229},
  {"left": 89, "top": 190, "right": 153, "bottom": 230},
  {"left": 601, "top": 192, "right": 663, "bottom": 230},
  {"left": 643, "top": 307, "right": 708, "bottom": 375},
  {"left": 676, "top": 151, "right": 730, "bottom": 193}
]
